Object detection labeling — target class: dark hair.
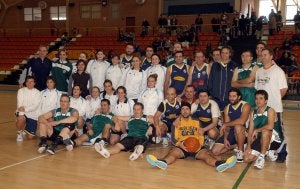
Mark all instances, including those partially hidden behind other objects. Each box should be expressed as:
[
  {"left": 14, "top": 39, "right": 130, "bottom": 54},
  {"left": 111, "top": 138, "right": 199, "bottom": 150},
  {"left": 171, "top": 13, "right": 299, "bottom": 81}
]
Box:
[
  {"left": 174, "top": 51, "right": 184, "bottom": 56},
  {"left": 186, "top": 85, "right": 195, "bottom": 91},
  {"left": 76, "top": 59, "right": 87, "bottom": 71},
  {"left": 117, "top": 86, "right": 127, "bottom": 95},
  {"left": 212, "top": 48, "right": 220, "bottom": 53},
  {"left": 262, "top": 48, "right": 274, "bottom": 56},
  {"left": 194, "top": 50, "right": 206, "bottom": 57},
  {"left": 73, "top": 84, "right": 82, "bottom": 91},
  {"left": 96, "top": 49, "right": 105, "bottom": 54},
  {"left": 25, "top": 75, "right": 35, "bottom": 82},
  {"left": 151, "top": 53, "right": 161, "bottom": 62},
  {"left": 126, "top": 43, "right": 134, "bottom": 48},
  {"left": 198, "top": 89, "right": 210, "bottom": 96},
  {"left": 134, "top": 102, "right": 144, "bottom": 110},
  {"left": 181, "top": 101, "right": 191, "bottom": 110},
  {"left": 60, "top": 94, "right": 70, "bottom": 101},
  {"left": 255, "top": 90, "right": 268, "bottom": 100},
  {"left": 241, "top": 50, "right": 253, "bottom": 57},
  {"left": 148, "top": 74, "right": 158, "bottom": 82},
  {"left": 228, "top": 87, "right": 242, "bottom": 98},
  {"left": 256, "top": 41, "right": 266, "bottom": 48},
  {"left": 101, "top": 98, "right": 111, "bottom": 105},
  {"left": 221, "top": 45, "right": 233, "bottom": 57}
]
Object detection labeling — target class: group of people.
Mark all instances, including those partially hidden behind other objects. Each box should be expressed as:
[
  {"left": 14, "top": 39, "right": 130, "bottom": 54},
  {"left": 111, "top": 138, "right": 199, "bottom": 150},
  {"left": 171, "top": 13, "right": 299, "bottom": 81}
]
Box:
[{"left": 15, "top": 40, "right": 288, "bottom": 172}]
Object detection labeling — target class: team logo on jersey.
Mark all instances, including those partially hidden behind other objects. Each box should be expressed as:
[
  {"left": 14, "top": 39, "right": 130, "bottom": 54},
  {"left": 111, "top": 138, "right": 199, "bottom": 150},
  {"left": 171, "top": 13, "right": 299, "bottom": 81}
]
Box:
[
  {"left": 175, "top": 105, "right": 180, "bottom": 109},
  {"left": 183, "top": 69, "right": 187, "bottom": 73},
  {"left": 173, "top": 76, "right": 185, "bottom": 81},
  {"left": 207, "top": 109, "right": 211, "bottom": 113},
  {"left": 202, "top": 71, "right": 206, "bottom": 75}
]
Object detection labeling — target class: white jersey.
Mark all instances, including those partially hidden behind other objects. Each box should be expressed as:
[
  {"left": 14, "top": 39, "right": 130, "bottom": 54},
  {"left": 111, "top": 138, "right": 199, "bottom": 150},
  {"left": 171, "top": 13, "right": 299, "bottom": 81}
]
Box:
[
  {"left": 70, "top": 96, "right": 89, "bottom": 117},
  {"left": 40, "top": 88, "right": 61, "bottom": 115},
  {"left": 17, "top": 87, "right": 41, "bottom": 120},
  {"left": 255, "top": 64, "right": 288, "bottom": 112},
  {"left": 86, "top": 59, "right": 110, "bottom": 91},
  {"left": 138, "top": 87, "right": 164, "bottom": 116},
  {"left": 145, "top": 64, "right": 167, "bottom": 92},
  {"left": 119, "top": 68, "right": 147, "bottom": 99},
  {"left": 106, "top": 64, "right": 123, "bottom": 89},
  {"left": 113, "top": 98, "right": 135, "bottom": 116},
  {"left": 86, "top": 96, "right": 101, "bottom": 119},
  {"left": 100, "top": 92, "right": 118, "bottom": 112}
]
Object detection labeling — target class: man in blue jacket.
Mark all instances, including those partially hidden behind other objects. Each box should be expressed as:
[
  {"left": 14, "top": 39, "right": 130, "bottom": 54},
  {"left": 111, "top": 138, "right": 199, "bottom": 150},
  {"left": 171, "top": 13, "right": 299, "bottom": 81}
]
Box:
[{"left": 208, "top": 46, "right": 237, "bottom": 111}]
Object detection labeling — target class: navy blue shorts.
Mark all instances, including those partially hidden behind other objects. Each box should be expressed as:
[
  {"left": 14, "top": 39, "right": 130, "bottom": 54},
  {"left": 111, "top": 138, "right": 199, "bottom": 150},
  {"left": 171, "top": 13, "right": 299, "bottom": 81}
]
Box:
[
  {"left": 24, "top": 118, "right": 37, "bottom": 136},
  {"left": 216, "top": 128, "right": 236, "bottom": 146},
  {"left": 162, "top": 119, "right": 174, "bottom": 132}
]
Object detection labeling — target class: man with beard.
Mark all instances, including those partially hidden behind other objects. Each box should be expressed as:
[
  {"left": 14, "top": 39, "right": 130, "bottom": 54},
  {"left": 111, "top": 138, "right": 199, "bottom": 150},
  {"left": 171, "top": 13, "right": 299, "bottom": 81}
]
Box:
[
  {"left": 211, "top": 88, "right": 251, "bottom": 162},
  {"left": 120, "top": 43, "right": 135, "bottom": 69}
]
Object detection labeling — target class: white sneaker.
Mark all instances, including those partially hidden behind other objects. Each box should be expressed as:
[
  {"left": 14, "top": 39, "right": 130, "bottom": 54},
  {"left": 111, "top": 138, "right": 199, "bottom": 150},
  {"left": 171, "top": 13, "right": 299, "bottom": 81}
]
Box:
[
  {"left": 205, "top": 138, "right": 215, "bottom": 150},
  {"left": 65, "top": 140, "right": 74, "bottom": 151},
  {"left": 129, "top": 145, "right": 144, "bottom": 161},
  {"left": 254, "top": 155, "right": 265, "bottom": 169},
  {"left": 266, "top": 150, "right": 278, "bottom": 161},
  {"left": 16, "top": 131, "right": 23, "bottom": 142},
  {"left": 94, "top": 141, "right": 110, "bottom": 158},
  {"left": 235, "top": 150, "right": 244, "bottom": 163},
  {"left": 38, "top": 144, "right": 48, "bottom": 154},
  {"left": 162, "top": 137, "right": 169, "bottom": 147}
]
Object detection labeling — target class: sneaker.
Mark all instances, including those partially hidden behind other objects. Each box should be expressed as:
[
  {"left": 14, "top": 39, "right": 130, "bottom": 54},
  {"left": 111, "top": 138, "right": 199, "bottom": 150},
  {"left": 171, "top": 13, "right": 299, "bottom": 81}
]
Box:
[
  {"left": 46, "top": 145, "right": 55, "bottom": 155},
  {"left": 216, "top": 155, "right": 237, "bottom": 172},
  {"left": 205, "top": 138, "right": 215, "bottom": 150},
  {"left": 65, "top": 140, "right": 74, "bottom": 151},
  {"left": 129, "top": 145, "right": 144, "bottom": 161},
  {"left": 266, "top": 150, "right": 278, "bottom": 162},
  {"left": 254, "top": 155, "right": 265, "bottom": 169},
  {"left": 94, "top": 141, "right": 110, "bottom": 158},
  {"left": 38, "top": 144, "right": 48, "bottom": 154},
  {"left": 16, "top": 131, "right": 23, "bottom": 142},
  {"left": 235, "top": 150, "right": 244, "bottom": 163},
  {"left": 162, "top": 137, "right": 169, "bottom": 147},
  {"left": 146, "top": 154, "right": 168, "bottom": 170}
]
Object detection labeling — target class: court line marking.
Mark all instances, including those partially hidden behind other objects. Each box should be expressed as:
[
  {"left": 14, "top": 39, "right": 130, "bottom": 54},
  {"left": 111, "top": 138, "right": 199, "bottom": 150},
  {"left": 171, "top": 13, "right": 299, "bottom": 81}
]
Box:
[
  {"left": 0, "top": 149, "right": 64, "bottom": 171},
  {"left": 232, "top": 163, "right": 251, "bottom": 189}
]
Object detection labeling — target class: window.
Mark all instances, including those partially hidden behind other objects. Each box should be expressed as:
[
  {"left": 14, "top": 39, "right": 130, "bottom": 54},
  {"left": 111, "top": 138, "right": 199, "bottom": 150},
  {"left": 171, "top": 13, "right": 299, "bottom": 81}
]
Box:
[
  {"left": 258, "top": 0, "right": 276, "bottom": 19},
  {"left": 111, "top": 4, "right": 120, "bottom": 19},
  {"left": 24, "top": 7, "right": 42, "bottom": 21},
  {"left": 286, "top": 0, "right": 298, "bottom": 24},
  {"left": 50, "top": 6, "right": 66, "bottom": 20},
  {"left": 80, "top": 5, "right": 101, "bottom": 19}
]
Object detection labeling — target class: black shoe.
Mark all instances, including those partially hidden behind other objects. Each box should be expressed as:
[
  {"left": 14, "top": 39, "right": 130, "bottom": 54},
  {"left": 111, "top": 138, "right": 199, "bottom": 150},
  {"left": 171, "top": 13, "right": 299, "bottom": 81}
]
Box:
[
  {"left": 47, "top": 144, "right": 56, "bottom": 155},
  {"left": 276, "top": 155, "right": 286, "bottom": 163},
  {"left": 38, "top": 143, "right": 48, "bottom": 154}
]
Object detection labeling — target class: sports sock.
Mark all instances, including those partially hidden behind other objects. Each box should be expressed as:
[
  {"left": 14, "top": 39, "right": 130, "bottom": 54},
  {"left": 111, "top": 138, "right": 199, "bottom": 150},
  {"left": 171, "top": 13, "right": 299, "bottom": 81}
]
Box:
[{"left": 215, "top": 160, "right": 226, "bottom": 167}]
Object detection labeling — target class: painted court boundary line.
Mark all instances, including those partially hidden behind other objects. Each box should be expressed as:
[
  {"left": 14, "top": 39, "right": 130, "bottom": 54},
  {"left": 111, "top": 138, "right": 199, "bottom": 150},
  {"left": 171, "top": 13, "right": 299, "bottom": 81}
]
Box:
[
  {"left": 0, "top": 149, "right": 64, "bottom": 171},
  {"left": 232, "top": 163, "right": 251, "bottom": 189}
]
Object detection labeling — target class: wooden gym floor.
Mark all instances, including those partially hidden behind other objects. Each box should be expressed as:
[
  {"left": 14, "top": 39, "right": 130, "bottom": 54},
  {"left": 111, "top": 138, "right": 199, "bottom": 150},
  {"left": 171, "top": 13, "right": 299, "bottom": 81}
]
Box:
[{"left": 0, "top": 90, "right": 299, "bottom": 189}]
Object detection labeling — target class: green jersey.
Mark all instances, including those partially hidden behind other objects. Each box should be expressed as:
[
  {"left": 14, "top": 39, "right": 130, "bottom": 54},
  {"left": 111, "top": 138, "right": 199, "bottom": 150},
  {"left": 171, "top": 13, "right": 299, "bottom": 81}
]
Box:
[
  {"left": 127, "top": 115, "right": 150, "bottom": 140},
  {"left": 253, "top": 106, "right": 281, "bottom": 142},
  {"left": 237, "top": 64, "right": 256, "bottom": 107},
  {"left": 90, "top": 113, "right": 114, "bottom": 138},
  {"left": 252, "top": 58, "right": 263, "bottom": 68},
  {"left": 51, "top": 60, "right": 73, "bottom": 92},
  {"left": 52, "top": 107, "right": 77, "bottom": 132}
]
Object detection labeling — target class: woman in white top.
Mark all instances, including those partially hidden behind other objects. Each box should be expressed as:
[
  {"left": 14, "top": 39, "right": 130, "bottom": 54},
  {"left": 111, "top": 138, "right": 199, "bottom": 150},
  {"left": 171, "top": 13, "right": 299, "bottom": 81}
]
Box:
[
  {"left": 86, "top": 50, "right": 110, "bottom": 91},
  {"left": 16, "top": 76, "right": 41, "bottom": 141},
  {"left": 86, "top": 86, "right": 101, "bottom": 119},
  {"left": 145, "top": 54, "right": 167, "bottom": 92},
  {"left": 40, "top": 76, "right": 61, "bottom": 115},
  {"left": 119, "top": 55, "right": 146, "bottom": 102},
  {"left": 106, "top": 55, "right": 123, "bottom": 89},
  {"left": 138, "top": 74, "right": 164, "bottom": 116},
  {"left": 100, "top": 79, "right": 118, "bottom": 112},
  {"left": 70, "top": 85, "right": 89, "bottom": 136},
  {"left": 111, "top": 86, "right": 135, "bottom": 144}
]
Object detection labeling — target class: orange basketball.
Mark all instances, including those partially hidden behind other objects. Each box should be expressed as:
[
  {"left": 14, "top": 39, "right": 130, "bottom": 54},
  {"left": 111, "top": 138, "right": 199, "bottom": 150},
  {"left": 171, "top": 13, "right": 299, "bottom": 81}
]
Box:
[{"left": 183, "top": 137, "right": 200, "bottom": 153}]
